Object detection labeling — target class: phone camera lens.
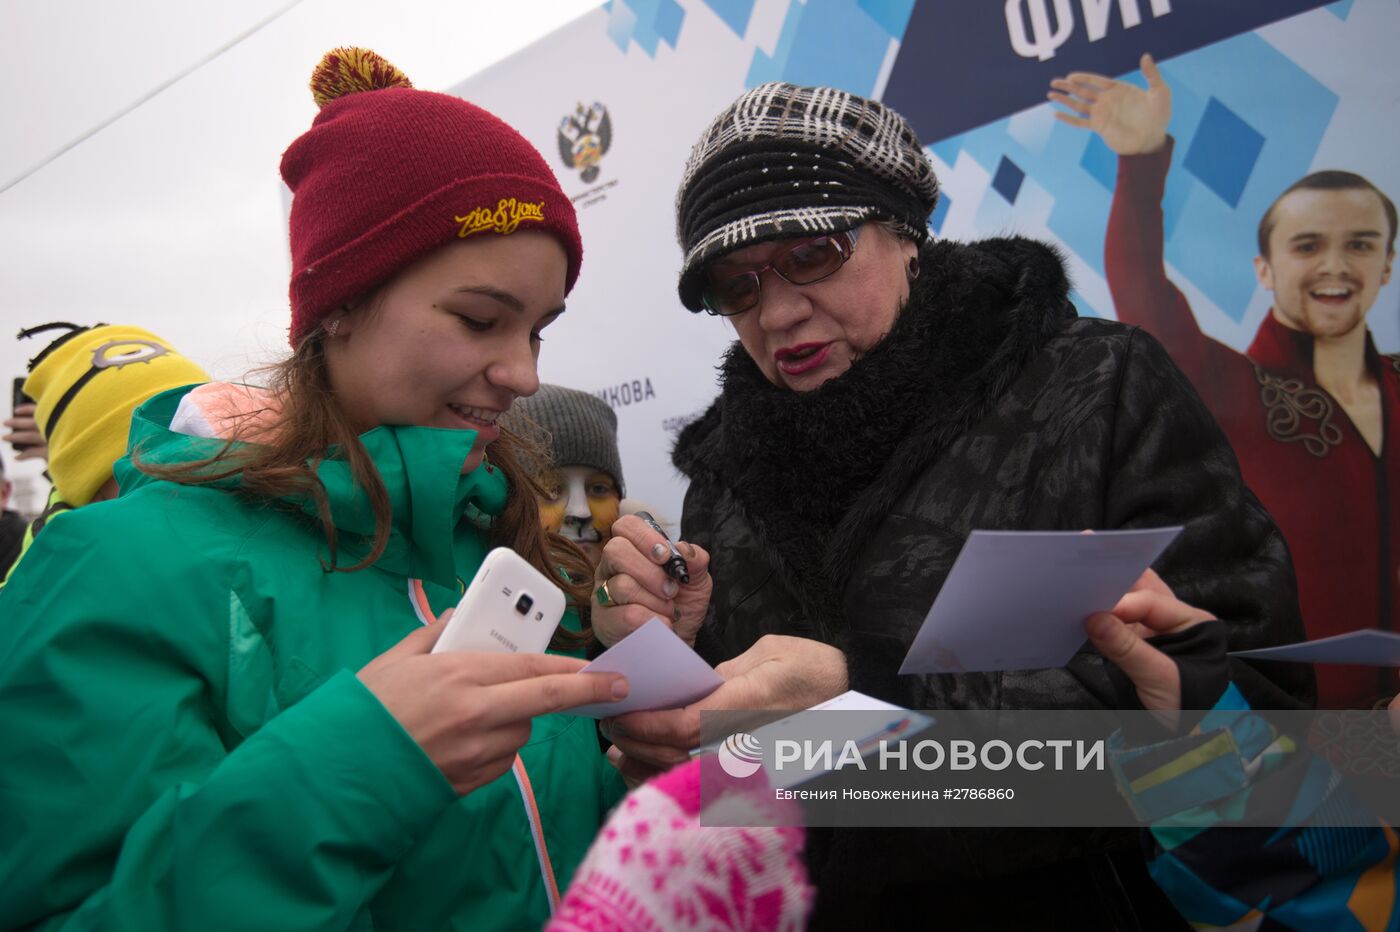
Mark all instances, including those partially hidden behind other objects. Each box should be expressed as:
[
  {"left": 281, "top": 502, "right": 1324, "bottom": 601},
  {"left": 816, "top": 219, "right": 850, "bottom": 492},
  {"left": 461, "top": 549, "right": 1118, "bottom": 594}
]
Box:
[{"left": 515, "top": 593, "right": 534, "bottom": 615}]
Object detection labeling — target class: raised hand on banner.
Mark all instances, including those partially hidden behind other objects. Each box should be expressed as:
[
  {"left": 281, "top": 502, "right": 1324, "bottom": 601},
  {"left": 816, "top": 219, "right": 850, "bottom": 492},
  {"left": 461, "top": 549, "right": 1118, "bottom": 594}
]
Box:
[
  {"left": 1083, "top": 567, "right": 1215, "bottom": 723},
  {"left": 1048, "top": 53, "right": 1171, "bottom": 156}
]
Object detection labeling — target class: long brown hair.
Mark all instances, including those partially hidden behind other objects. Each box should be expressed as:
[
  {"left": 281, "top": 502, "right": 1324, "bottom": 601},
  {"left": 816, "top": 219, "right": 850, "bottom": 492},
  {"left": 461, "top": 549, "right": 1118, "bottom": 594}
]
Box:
[{"left": 140, "top": 333, "right": 593, "bottom": 649}]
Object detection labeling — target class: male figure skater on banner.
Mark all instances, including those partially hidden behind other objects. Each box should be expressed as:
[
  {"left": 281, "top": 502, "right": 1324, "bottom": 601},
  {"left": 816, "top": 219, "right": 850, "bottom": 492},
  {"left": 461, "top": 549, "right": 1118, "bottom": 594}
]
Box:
[{"left": 1052, "top": 54, "right": 1399, "bottom": 709}]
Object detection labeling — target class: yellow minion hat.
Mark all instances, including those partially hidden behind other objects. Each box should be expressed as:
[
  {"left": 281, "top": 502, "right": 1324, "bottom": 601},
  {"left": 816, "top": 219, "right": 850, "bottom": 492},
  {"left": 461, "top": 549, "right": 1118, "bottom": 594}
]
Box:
[{"left": 21, "top": 323, "right": 209, "bottom": 506}]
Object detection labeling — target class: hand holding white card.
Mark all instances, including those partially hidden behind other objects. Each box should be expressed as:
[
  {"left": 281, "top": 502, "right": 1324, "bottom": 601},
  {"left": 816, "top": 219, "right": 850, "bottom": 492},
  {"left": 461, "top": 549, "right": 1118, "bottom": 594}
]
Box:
[
  {"left": 568, "top": 617, "right": 724, "bottom": 719},
  {"left": 735, "top": 692, "right": 935, "bottom": 790},
  {"left": 899, "top": 527, "right": 1183, "bottom": 675},
  {"left": 1230, "top": 630, "right": 1400, "bottom": 666}
]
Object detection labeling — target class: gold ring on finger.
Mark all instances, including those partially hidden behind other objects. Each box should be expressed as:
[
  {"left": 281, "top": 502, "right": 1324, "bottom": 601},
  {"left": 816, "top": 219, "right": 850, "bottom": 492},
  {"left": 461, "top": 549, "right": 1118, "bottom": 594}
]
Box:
[{"left": 595, "top": 578, "right": 623, "bottom": 607}]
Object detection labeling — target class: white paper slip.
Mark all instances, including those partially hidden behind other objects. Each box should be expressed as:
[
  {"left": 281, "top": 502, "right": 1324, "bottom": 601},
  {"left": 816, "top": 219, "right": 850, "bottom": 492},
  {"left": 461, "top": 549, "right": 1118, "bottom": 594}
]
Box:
[
  {"left": 807, "top": 690, "right": 910, "bottom": 713},
  {"left": 1230, "top": 630, "right": 1400, "bottom": 666},
  {"left": 567, "top": 617, "right": 724, "bottom": 718},
  {"left": 689, "top": 689, "right": 911, "bottom": 760},
  {"left": 899, "top": 527, "right": 1183, "bottom": 675},
  {"left": 746, "top": 695, "right": 936, "bottom": 790}
]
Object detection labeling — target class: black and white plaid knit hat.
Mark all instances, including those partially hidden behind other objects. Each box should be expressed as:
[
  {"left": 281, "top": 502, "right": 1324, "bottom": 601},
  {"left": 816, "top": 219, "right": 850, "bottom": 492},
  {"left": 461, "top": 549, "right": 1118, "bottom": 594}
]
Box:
[{"left": 675, "top": 82, "right": 940, "bottom": 311}]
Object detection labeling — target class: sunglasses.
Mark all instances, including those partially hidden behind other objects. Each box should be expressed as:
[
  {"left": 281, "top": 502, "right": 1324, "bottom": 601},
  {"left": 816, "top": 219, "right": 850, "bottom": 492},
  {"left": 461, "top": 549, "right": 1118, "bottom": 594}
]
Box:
[{"left": 701, "top": 227, "right": 862, "bottom": 317}]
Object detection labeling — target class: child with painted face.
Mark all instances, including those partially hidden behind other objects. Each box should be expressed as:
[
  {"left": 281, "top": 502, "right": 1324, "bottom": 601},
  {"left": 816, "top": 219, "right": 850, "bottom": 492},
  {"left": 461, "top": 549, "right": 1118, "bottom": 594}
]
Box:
[
  {"left": 0, "top": 49, "right": 629, "bottom": 930},
  {"left": 506, "top": 384, "right": 625, "bottom": 570}
]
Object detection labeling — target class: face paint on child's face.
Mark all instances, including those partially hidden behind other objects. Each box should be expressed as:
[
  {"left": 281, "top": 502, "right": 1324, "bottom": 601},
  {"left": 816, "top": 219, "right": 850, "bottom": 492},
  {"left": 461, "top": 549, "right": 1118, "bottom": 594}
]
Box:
[{"left": 540, "top": 466, "right": 621, "bottom": 567}]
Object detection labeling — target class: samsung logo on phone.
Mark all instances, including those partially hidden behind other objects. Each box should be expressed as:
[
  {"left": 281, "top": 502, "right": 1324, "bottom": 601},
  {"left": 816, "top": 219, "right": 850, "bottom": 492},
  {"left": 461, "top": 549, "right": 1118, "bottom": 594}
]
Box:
[{"left": 489, "top": 629, "right": 519, "bottom": 653}]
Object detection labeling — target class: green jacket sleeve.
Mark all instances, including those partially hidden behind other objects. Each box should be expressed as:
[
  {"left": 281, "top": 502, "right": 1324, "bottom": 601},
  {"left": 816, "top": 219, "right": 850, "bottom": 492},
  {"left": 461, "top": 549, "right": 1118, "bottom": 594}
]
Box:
[{"left": 0, "top": 507, "right": 458, "bottom": 932}]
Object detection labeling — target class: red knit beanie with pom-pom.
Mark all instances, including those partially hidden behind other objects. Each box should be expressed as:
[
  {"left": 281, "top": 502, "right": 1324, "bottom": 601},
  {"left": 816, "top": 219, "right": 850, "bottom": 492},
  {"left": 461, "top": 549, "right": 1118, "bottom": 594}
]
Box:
[{"left": 281, "top": 47, "right": 582, "bottom": 346}]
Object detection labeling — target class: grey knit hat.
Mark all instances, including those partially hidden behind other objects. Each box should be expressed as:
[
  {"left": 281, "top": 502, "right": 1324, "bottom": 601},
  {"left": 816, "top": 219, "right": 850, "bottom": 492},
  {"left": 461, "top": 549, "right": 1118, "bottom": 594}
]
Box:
[
  {"left": 675, "top": 82, "right": 940, "bottom": 311},
  {"left": 505, "top": 384, "right": 624, "bottom": 495}
]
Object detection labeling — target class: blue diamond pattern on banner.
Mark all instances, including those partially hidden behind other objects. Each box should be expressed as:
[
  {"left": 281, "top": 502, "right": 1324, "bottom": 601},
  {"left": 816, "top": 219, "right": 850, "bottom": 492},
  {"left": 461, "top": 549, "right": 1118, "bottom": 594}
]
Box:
[
  {"left": 1068, "top": 290, "right": 1102, "bottom": 320},
  {"left": 1008, "top": 105, "right": 1056, "bottom": 156},
  {"left": 1080, "top": 134, "right": 1118, "bottom": 193},
  {"left": 604, "top": 0, "right": 638, "bottom": 52},
  {"left": 930, "top": 136, "right": 961, "bottom": 170},
  {"left": 1163, "top": 36, "right": 1336, "bottom": 322},
  {"left": 655, "top": 0, "right": 684, "bottom": 45},
  {"left": 856, "top": 0, "right": 916, "bottom": 37},
  {"left": 747, "top": 0, "right": 906, "bottom": 96},
  {"left": 698, "top": 0, "right": 756, "bottom": 36},
  {"left": 992, "top": 157, "right": 1025, "bottom": 204},
  {"left": 604, "top": 0, "right": 685, "bottom": 56},
  {"left": 931, "top": 192, "right": 952, "bottom": 233},
  {"left": 1182, "top": 98, "right": 1266, "bottom": 208},
  {"left": 1328, "top": 0, "right": 1356, "bottom": 19}
]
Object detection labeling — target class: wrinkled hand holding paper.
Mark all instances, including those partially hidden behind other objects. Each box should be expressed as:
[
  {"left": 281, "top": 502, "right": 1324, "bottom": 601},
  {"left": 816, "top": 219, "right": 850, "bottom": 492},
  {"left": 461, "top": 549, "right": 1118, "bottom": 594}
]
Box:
[
  {"left": 568, "top": 617, "right": 724, "bottom": 718},
  {"left": 899, "top": 527, "right": 1182, "bottom": 675}
]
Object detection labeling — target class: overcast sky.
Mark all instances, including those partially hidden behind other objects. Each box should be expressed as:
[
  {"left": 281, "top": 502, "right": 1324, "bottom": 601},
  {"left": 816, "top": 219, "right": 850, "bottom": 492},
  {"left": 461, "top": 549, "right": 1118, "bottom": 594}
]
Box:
[
  {"left": 3, "top": 0, "right": 605, "bottom": 188},
  {"left": 1, "top": 0, "right": 605, "bottom": 511}
]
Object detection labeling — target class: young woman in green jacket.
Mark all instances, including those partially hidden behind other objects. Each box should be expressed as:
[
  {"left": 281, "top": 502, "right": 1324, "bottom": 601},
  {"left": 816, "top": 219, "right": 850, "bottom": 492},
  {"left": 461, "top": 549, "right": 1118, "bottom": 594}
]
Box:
[{"left": 0, "top": 48, "right": 631, "bottom": 931}]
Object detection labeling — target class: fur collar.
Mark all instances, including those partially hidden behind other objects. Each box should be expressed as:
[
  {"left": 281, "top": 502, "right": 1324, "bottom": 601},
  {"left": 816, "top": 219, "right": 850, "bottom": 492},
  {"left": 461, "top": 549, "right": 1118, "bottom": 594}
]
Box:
[{"left": 673, "top": 236, "right": 1074, "bottom": 638}]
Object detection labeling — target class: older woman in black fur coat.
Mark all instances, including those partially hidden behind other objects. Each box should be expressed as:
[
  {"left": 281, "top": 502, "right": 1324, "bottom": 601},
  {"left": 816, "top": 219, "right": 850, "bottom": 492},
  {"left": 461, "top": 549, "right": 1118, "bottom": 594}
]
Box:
[{"left": 590, "top": 82, "right": 1311, "bottom": 930}]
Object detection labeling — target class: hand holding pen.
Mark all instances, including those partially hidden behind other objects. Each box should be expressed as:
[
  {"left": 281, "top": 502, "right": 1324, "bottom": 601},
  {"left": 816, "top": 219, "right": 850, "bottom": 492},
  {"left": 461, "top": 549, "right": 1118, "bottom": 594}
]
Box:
[
  {"left": 591, "top": 512, "right": 712, "bottom": 649},
  {"left": 634, "top": 511, "right": 689, "bottom": 583}
]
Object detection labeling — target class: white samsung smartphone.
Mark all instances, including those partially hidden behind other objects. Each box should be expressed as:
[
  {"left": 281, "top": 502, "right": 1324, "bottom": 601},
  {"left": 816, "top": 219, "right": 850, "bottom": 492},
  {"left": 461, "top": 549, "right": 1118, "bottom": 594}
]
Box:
[{"left": 431, "top": 547, "right": 567, "bottom": 655}]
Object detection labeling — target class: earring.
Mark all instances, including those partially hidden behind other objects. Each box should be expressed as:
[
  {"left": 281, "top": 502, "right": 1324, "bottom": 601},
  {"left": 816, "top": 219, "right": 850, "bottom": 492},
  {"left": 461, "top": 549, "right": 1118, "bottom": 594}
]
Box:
[
  {"left": 907, "top": 255, "right": 921, "bottom": 281},
  {"left": 324, "top": 318, "right": 341, "bottom": 337}
]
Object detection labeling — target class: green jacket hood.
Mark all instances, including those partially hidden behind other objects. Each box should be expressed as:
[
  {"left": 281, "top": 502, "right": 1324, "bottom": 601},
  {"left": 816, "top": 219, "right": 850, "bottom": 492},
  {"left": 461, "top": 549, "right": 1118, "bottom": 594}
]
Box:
[{"left": 115, "top": 384, "right": 508, "bottom": 589}]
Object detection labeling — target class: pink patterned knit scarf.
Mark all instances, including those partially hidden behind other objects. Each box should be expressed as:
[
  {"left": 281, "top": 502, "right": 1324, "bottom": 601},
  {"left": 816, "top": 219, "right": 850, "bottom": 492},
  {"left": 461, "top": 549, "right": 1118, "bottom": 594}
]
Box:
[{"left": 550, "top": 759, "right": 812, "bottom": 931}]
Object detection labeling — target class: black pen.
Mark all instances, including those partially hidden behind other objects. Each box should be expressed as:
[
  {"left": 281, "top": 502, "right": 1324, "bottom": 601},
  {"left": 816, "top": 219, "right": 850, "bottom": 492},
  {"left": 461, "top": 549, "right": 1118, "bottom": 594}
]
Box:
[{"left": 635, "top": 511, "right": 690, "bottom": 584}]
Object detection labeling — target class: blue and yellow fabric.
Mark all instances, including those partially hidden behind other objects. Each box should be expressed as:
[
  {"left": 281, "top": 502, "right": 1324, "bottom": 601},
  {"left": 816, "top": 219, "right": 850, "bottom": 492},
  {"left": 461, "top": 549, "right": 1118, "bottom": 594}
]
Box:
[{"left": 1110, "top": 684, "right": 1400, "bottom": 931}]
